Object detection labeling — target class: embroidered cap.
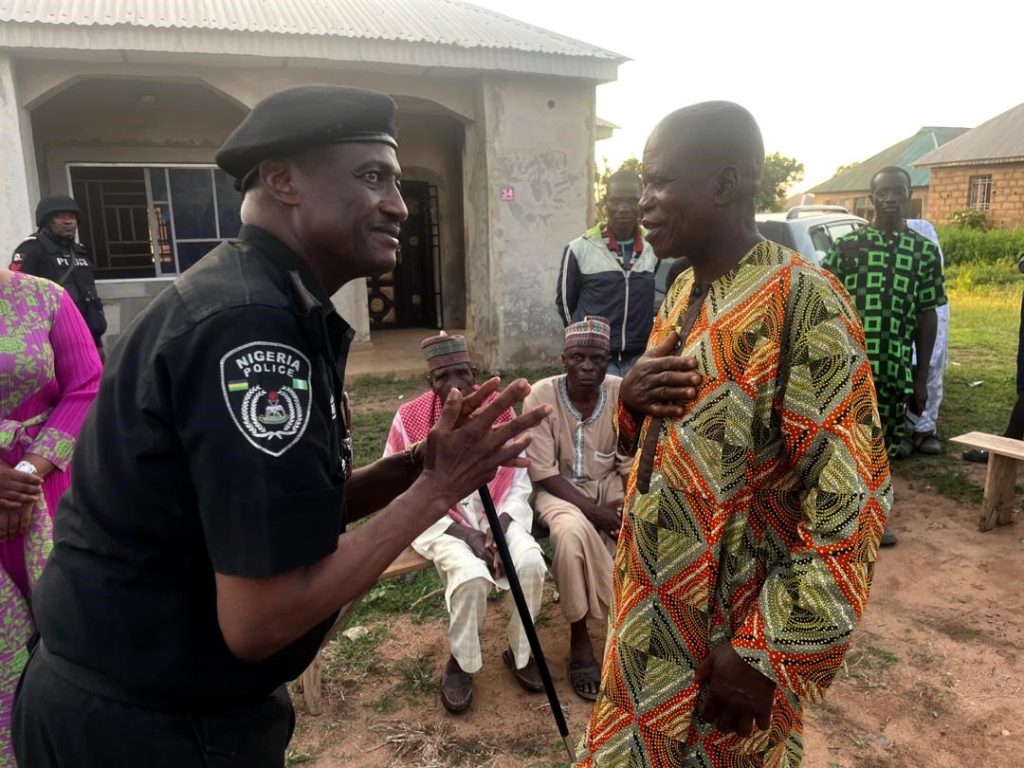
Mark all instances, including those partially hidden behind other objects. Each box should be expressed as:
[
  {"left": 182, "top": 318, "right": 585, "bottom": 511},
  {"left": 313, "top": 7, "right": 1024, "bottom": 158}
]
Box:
[
  {"left": 564, "top": 316, "right": 611, "bottom": 351},
  {"left": 421, "top": 331, "right": 471, "bottom": 372}
]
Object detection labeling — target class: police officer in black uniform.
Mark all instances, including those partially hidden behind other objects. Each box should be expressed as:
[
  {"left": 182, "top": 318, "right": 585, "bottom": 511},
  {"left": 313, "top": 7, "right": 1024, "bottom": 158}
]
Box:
[
  {"left": 13, "top": 85, "right": 549, "bottom": 767},
  {"left": 11, "top": 194, "right": 108, "bottom": 352}
]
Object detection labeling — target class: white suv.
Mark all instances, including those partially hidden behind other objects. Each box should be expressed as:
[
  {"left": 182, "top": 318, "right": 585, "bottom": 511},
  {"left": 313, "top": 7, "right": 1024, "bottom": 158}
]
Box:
[{"left": 755, "top": 206, "right": 867, "bottom": 265}]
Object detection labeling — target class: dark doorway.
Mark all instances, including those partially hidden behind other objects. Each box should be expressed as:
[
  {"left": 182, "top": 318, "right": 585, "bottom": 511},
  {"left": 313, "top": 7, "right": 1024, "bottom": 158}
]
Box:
[{"left": 367, "top": 181, "right": 441, "bottom": 329}]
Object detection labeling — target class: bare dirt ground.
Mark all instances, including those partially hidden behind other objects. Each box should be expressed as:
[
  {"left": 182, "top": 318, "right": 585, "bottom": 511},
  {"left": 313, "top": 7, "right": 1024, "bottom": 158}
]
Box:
[{"left": 289, "top": 473, "right": 1024, "bottom": 767}]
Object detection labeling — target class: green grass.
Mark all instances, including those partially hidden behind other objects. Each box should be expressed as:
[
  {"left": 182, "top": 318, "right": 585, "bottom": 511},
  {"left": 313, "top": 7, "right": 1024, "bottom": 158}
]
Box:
[
  {"left": 321, "top": 625, "right": 388, "bottom": 681},
  {"left": 352, "top": 569, "right": 447, "bottom": 624},
  {"left": 893, "top": 282, "right": 1020, "bottom": 500}
]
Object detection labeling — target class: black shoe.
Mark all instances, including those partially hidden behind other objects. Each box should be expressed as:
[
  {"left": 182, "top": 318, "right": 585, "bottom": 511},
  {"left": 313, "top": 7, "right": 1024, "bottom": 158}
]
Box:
[
  {"left": 880, "top": 528, "right": 898, "bottom": 547},
  {"left": 962, "top": 449, "right": 989, "bottom": 464}
]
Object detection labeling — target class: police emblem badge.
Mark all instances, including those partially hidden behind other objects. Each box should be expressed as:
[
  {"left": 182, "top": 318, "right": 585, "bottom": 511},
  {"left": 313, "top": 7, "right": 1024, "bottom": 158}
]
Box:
[{"left": 220, "top": 341, "right": 313, "bottom": 456}]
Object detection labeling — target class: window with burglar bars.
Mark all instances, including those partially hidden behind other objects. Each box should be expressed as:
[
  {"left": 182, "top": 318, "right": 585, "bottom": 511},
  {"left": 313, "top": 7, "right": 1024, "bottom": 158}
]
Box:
[
  {"left": 69, "top": 164, "right": 241, "bottom": 279},
  {"left": 967, "top": 175, "right": 993, "bottom": 210}
]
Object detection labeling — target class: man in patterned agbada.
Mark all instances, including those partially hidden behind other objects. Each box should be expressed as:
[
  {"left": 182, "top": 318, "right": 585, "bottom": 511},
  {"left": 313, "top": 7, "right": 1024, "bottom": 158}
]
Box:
[{"left": 575, "top": 102, "right": 891, "bottom": 768}]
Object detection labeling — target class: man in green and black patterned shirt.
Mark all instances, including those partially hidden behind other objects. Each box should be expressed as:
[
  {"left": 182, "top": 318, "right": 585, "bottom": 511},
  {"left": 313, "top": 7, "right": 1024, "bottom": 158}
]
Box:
[{"left": 823, "top": 165, "right": 946, "bottom": 546}]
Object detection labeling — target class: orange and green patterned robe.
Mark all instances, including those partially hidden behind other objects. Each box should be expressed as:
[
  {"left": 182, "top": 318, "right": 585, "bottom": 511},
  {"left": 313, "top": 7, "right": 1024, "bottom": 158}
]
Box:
[{"left": 576, "top": 241, "right": 891, "bottom": 767}]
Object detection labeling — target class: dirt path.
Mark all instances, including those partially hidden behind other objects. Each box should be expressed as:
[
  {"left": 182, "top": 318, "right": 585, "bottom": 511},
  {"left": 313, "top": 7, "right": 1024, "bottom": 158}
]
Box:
[{"left": 290, "top": 476, "right": 1023, "bottom": 767}]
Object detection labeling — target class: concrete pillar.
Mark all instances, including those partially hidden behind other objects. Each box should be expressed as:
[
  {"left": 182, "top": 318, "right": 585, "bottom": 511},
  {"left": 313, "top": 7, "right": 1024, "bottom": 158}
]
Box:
[
  {"left": 0, "top": 53, "right": 36, "bottom": 253},
  {"left": 462, "top": 87, "right": 496, "bottom": 367},
  {"left": 471, "top": 76, "right": 593, "bottom": 370}
]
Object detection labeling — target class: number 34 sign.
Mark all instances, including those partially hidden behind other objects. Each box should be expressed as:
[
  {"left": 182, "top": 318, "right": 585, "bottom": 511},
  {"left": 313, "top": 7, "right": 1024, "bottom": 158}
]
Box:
[{"left": 500, "top": 186, "right": 515, "bottom": 202}]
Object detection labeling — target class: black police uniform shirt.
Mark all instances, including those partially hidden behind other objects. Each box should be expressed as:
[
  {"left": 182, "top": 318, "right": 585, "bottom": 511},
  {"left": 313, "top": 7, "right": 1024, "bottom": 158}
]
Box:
[
  {"left": 11, "top": 228, "right": 108, "bottom": 344},
  {"left": 32, "top": 225, "right": 354, "bottom": 706}
]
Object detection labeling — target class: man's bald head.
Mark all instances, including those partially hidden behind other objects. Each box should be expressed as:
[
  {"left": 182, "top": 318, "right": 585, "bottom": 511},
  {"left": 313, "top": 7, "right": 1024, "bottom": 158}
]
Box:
[
  {"left": 640, "top": 101, "right": 765, "bottom": 268},
  {"left": 650, "top": 101, "right": 765, "bottom": 196}
]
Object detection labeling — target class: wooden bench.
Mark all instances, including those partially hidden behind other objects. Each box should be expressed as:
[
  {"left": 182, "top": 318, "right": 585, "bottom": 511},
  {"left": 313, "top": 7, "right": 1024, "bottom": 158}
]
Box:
[
  {"left": 295, "top": 546, "right": 431, "bottom": 715},
  {"left": 950, "top": 431, "right": 1024, "bottom": 531}
]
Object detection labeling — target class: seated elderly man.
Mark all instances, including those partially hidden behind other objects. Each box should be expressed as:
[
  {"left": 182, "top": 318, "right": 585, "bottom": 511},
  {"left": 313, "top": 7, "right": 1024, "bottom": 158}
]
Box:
[
  {"left": 524, "top": 317, "right": 629, "bottom": 701},
  {"left": 384, "top": 333, "right": 547, "bottom": 713}
]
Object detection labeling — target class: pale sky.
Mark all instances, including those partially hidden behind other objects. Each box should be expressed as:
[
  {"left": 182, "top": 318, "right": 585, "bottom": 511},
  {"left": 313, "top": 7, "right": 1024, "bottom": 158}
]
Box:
[{"left": 469, "top": 0, "right": 1022, "bottom": 192}]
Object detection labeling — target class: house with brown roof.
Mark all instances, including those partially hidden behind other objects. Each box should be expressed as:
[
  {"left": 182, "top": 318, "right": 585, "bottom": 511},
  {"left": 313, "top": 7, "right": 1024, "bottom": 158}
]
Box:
[
  {"left": 916, "top": 102, "right": 1024, "bottom": 229},
  {"left": 0, "top": 0, "right": 625, "bottom": 367},
  {"left": 808, "top": 127, "right": 967, "bottom": 221}
]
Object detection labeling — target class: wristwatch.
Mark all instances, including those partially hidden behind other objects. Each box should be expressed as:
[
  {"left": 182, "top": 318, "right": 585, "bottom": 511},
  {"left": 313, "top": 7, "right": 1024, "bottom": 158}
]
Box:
[{"left": 14, "top": 460, "right": 38, "bottom": 476}]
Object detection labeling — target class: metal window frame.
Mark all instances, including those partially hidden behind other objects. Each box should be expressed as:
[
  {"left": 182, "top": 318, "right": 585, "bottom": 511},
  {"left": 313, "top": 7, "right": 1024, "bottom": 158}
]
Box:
[
  {"left": 66, "top": 161, "right": 224, "bottom": 280},
  {"left": 967, "top": 174, "right": 993, "bottom": 211}
]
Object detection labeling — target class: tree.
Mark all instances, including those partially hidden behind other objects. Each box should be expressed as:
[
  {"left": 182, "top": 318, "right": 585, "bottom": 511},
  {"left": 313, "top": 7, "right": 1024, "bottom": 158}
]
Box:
[
  {"left": 834, "top": 161, "right": 860, "bottom": 176},
  {"left": 594, "top": 156, "right": 642, "bottom": 221},
  {"left": 756, "top": 153, "right": 805, "bottom": 213}
]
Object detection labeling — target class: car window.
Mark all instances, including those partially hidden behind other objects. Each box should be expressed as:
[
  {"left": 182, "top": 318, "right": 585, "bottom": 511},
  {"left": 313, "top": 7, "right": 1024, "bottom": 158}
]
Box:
[
  {"left": 809, "top": 225, "right": 832, "bottom": 254},
  {"left": 827, "top": 221, "right": 858, "bottom": 242}
]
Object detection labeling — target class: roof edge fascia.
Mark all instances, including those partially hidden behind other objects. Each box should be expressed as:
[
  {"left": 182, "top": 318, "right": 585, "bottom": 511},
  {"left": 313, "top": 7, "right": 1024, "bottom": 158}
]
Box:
[
  {"left": 916, "top": 156, "right": 1024, "bottom": 169},
  {"left": 0, "top": 23, "right": 622, "bottom": 83}
]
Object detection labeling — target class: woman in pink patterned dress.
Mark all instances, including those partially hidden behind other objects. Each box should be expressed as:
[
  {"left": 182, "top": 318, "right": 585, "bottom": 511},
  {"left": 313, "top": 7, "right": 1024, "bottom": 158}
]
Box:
[{"left": 0, "top": 266, "right": 101, "bottom": 764}]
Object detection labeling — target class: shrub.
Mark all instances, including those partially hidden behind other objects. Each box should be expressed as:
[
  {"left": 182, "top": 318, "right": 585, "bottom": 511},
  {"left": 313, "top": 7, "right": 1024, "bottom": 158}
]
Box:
[
  {"left": 945, "top": 259, "right": 1020, "bottom": 291},
  {"left": 936, "top": 226, "right": 1024, "bottom": 266},
  {"left": 948, "top": 208, "right": 990, "bottom": 230}
]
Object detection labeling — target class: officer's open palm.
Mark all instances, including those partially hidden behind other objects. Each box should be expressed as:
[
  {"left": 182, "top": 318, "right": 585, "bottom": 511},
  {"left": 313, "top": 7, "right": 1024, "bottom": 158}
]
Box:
[
  {"left": 620, "top": 331, "right": 702, "bottom": 419},
  {"left": 455, "top": 377, "right": 532, "bottom": 469},
  {"left": 420, "top": 379, "right": 550, "bottom": 510}
]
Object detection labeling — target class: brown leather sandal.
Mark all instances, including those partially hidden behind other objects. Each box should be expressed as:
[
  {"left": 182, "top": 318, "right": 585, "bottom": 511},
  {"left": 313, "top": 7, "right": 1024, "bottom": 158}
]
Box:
[{"left": 440, "top": 665, "right": 473, "bottom": 713}]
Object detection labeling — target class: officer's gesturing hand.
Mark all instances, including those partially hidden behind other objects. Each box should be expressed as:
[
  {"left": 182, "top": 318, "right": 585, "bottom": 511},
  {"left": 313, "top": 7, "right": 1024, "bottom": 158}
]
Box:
[
  {"left": 620, "top": 331, "right": 702, "bottom": 419},
  {"left": 419, "top": 378, "right": 551, "bottom": 508},
  {"left": 213, "top": 376, "right": 551, "bottom": 663}
]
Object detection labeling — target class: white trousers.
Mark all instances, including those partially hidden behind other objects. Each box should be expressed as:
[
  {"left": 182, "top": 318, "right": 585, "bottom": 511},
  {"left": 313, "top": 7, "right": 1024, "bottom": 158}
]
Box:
[
  {"left": 913, "top": 303, "right": 950, "bottom": 434},
  {"left": 427, "top": 521, "right": 546, "bottom": 673}
]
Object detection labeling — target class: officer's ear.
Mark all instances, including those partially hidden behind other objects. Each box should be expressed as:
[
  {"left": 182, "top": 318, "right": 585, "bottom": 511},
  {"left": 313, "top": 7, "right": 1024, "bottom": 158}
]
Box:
[{"left": 257, "top": 159, "right": 301, "bottom": 206}]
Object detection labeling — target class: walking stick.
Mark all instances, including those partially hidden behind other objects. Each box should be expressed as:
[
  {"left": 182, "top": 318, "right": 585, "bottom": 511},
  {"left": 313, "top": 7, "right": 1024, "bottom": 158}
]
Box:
[{"left": 478, "top": 485, "right": 577, "bottom": 764}]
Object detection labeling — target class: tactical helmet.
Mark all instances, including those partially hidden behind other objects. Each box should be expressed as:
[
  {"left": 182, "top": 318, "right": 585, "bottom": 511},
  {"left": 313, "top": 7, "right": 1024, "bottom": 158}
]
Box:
[{"left": 35, "top": 194, "right": 82, "bottom": 228}]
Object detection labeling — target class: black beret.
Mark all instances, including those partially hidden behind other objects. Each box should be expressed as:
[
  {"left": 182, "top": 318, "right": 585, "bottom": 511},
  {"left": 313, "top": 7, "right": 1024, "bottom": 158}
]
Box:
[{"left": 216, "top": 85, "right": 398, "bottom": 187}]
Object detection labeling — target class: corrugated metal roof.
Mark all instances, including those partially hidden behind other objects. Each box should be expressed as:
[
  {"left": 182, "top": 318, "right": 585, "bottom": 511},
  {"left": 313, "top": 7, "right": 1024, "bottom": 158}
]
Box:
[
  {"left": 0, "top": 0, "right": 622, "bottom": 59},
  {"left": 809, "top": 126, "right": 968, "bottom": 194},
  {"left": 916, "top": 102, "right": 1024, "bottom": 168}
]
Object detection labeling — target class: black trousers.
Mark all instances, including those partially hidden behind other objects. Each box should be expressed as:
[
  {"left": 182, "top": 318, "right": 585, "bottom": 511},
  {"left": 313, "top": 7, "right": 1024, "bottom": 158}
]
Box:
[{"left": 13, "top": 647, "right": 295, "bottom": 768}]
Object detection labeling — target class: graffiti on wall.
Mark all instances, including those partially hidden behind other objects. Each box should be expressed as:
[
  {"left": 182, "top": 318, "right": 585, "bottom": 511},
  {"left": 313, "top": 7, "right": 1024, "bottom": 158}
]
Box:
[{"left": 495, "top": 150, "right": 580, "bottom": 226}]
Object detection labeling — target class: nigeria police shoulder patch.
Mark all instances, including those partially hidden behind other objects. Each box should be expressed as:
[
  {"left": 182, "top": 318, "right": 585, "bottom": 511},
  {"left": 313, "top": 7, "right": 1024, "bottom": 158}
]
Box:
[{"left": 220, "top": 341, "right": 313, "bottom": 456}]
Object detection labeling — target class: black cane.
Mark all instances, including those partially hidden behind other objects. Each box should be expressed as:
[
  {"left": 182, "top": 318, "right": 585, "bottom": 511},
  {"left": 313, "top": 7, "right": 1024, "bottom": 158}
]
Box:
[{"left": 477, "top": 485, "right": 576, "bottom": 764}]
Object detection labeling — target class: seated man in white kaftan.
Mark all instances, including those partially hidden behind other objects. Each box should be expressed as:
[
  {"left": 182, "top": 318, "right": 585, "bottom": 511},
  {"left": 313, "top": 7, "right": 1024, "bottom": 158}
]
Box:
[{"left": 383, "top": 333, "right": 547, "bottom": 713}]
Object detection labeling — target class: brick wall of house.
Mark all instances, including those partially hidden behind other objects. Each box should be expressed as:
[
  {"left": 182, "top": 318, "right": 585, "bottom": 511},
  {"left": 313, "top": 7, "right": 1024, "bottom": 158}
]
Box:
[
  {"left": 813, "top": 188, "right": 929, "bottom": 221},
  {"left": 927, "top": 163, "right": 1024, "bottom": 228}
]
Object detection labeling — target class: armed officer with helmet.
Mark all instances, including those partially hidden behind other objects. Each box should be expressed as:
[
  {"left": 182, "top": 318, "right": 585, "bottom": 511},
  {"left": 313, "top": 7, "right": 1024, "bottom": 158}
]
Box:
[
  {"left": 13, "top": 85, "right": 551, "bottom": 767},
  {"left": 10, "top": 194, "right": 108, "bottom": 355}
]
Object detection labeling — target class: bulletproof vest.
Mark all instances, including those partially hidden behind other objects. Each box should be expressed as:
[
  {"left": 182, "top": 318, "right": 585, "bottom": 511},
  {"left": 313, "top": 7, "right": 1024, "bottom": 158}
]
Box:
[{"left": 28, "top": 229, "right": 107, "bottom": 341}]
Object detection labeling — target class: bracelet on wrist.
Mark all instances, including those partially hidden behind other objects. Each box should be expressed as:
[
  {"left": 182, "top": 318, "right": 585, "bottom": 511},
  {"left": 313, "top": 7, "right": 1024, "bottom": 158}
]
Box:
[
  {"left": 14, "top": 460, "right": 38, "bottom": 476},
  {"left": 402, "top": 441, "right": 424, "bottom": 472}
]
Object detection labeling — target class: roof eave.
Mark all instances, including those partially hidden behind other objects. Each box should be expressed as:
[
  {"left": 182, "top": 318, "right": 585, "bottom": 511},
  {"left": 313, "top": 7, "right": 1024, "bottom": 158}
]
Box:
[
  {"left": 0, "top": 23, "right": 624, "bottom": 82},
  {"left": 915, "top": 156, "right": 1024, "bottom": 169}
]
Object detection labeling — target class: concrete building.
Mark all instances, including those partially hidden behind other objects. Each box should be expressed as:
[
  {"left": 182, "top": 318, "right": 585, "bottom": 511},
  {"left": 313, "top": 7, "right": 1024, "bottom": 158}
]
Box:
[
  {"left": 0, "top": 0, "right": 624, "bottom": 367},
  {"left": 808, "top": 127, "right": 967, "bottom": 221},
  {"left": 916, "top": 102, "right": 1024, "bottom": 229}
]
